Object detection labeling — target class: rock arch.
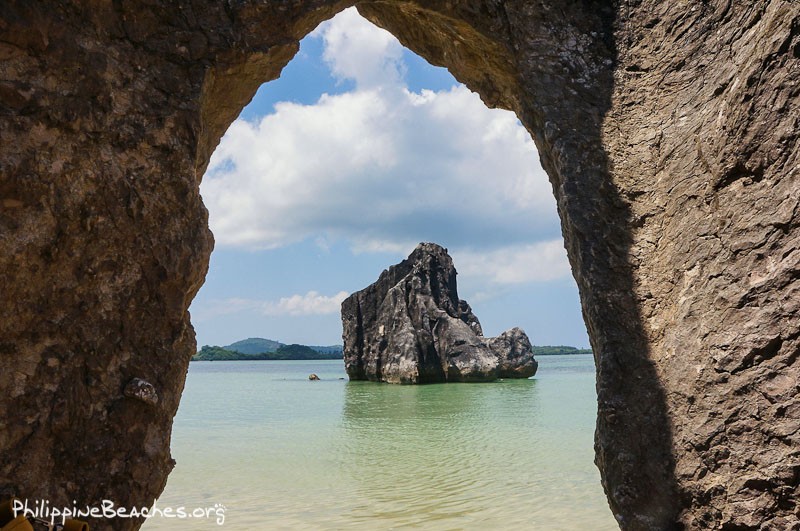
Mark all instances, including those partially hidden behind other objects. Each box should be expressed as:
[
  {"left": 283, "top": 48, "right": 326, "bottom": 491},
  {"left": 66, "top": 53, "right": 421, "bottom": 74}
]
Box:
[{"left": 0, "top": 1, "right": 797, "bottom": 530}]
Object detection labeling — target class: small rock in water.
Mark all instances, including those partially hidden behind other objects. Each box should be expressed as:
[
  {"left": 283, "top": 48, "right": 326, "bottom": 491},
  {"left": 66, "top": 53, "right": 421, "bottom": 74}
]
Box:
[{"left": 308, "top": 373, "right": 320, "bottom": 381}]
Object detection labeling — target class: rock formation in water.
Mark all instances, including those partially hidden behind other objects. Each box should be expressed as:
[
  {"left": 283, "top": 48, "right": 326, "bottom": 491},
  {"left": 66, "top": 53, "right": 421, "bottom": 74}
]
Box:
[
  {"left": 341, "top": 243, "right": 537, "bottom": 383},
  {"left": 0, "top": 2, "right": 797, "bottom": 530},
  {"left": 488, "top": 328, "right": 538, "bottom": 379}
]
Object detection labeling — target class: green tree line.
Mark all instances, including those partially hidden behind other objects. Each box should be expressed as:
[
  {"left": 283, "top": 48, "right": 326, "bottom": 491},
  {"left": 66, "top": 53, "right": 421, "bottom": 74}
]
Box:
[{"left": 193, "top": 344, "right": 344, "bottom": 361}]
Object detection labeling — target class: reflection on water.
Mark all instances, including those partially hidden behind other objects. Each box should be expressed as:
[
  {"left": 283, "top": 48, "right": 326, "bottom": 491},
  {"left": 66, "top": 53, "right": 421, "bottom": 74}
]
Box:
[
  {"left": 340, "top": 380, "right": 541, "bottom": 528},
  {"left": 143, "top": 357, "right": 616, "bottom": 530}
]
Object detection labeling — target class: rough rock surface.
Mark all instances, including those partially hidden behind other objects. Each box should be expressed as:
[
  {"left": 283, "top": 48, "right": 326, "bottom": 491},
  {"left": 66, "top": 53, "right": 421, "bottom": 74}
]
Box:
[
  {"left": 488, "top": 328, "right": 538, "bottom": 379},
  {"left": 0, "top": 1, "right": 797, "bottom": 530},
  {"left": 341, "top": 243, "right": 537, "bottom": 383}
]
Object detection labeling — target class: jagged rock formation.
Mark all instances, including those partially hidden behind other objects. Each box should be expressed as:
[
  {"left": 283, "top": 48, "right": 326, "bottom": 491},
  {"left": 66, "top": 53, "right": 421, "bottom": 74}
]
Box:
[
  {"left": 341, "top": 243, "right": 537, "bottom": 383},
  {"left": 0, "top": 1, "right": 797, "bottom": 530},
  {"left": 488, "top": 328, "right": 538, "bottom": 379}
]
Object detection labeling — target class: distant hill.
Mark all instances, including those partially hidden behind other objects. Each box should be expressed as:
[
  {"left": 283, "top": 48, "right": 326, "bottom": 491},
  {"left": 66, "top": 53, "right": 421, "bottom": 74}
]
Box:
[
  {"left": 194, "top": 346, "right": 249, "bottom": 361},
  {"left": 532, "top": 346, "right": 592, "bottom": 356},
  {"left": 308, "top": 345, "right": 344, "bottom": 355},
  {"left": 195, "top": 338, "right": 586, "bottom": 361},
  {"left": 194, "top": 341, "right": 343, "bottom": 361},
  {"left": 273, "top": 344, "right": 337, "bottom": 359},
  {"left": 222, "top": 337, "right": 343, "bottom": 356},
  {"left": 225, "top": 337, "right": 282, "bottom": 354}
]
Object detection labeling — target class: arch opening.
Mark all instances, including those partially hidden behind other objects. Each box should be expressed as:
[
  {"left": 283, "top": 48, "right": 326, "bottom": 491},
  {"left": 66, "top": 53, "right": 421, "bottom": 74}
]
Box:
[
  {"left": 146, "top": 9, "right": 612, "bottom": 529},
  {"left": 194, "top": 7, "right": 589, "bottom": 352},
  {"left": 189, "top": 2, "right": 681, "bottom": 529}
]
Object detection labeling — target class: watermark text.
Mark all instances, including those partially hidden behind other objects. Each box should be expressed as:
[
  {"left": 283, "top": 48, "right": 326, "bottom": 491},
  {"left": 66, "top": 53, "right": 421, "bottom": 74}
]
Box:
[{"left": 12, "top": 498, "right": 226, "bottom": 526}]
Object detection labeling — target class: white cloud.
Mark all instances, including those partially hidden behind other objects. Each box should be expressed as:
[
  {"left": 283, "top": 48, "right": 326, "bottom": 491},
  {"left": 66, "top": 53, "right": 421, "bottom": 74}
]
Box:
[
  {"left": 203, "top": 88, "right": 399, "bottom": 249},
  {"left": 200, "top": 7, "right": 566, "bottom": 305},
  {"left": 263, "top": 290, "right": 349, "bottom": 316},
  {"left": 192, "top": 291, "right": 349, "bottom": 322},
  {"left": 316, "top": 8, "right": 405, "bottom": 88},
  {"left": 350, "top": 239, "right": 415, "bottom": 256},
  {"left": 453, "top": 240, "right": 572, "bottom": 285}
]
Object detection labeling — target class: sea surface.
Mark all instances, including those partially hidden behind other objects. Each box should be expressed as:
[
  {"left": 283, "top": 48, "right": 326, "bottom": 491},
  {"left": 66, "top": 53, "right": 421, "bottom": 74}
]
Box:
[{"left": 142, "top": 355, "right": 617, "bottom": 530}]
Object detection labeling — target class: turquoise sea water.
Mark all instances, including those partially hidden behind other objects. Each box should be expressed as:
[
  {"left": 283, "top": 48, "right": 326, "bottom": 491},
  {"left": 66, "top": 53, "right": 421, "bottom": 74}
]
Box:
[{"left": 142, "top": 356, "right": 617, "bottom": 530}]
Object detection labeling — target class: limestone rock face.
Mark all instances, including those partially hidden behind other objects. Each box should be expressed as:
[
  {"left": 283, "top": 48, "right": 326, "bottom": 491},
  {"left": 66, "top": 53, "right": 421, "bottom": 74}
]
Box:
[
  {"left": 341, "top": 243, "right": 536, "bottom": 384},
  {"left": 0, "top": 1, "right": 797, "bottom": 530},
  {"left": 488, "top": 328, "right": 538, "bottom": 379}
]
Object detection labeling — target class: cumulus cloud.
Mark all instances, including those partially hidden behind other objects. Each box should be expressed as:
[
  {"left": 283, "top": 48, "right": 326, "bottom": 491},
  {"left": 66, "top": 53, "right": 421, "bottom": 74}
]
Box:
[
  {"left": 193, "top": 291, "right": 349, "bottom": 322},
  {"left": 453, "top": 240, "right": 572, "bottom": 285},
  {"left": 200, "top": 8, "right": 570, "bottom": 297},
  {"left": 263, "top": 290, "right": 349, "bottom": 316},
  {"left": 201, "top": 8, "right": 560, "bottom": 256},
  {"left": 317, "top": 8, "right": 405, "bottom": 87}
]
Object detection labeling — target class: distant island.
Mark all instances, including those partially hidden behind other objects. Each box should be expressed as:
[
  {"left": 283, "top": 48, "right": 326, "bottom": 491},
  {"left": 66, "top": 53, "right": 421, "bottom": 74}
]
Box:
[
  {"left": 193, "top": 338, "right": 344, "bottom": 361},
  {"left": 192, "top": 337, "right": 590, "bottom": 361},
  {"left": 533, "top": 346, "right": 593, "bottom": 356},
  {"left": 224, "top": 337, "right": 343, "bottom": 356}
]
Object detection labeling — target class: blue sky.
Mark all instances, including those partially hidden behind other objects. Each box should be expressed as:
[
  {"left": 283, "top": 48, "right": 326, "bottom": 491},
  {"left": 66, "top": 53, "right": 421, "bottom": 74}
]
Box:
[{"left": 191, "top": 9, "right": 590, "bottom": 349}]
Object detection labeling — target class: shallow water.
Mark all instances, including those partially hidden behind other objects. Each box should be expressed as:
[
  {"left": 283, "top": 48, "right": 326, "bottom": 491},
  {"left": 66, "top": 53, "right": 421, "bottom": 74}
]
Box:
[{"left": 142, "top": 355, "right": 617, "bottom": 530}]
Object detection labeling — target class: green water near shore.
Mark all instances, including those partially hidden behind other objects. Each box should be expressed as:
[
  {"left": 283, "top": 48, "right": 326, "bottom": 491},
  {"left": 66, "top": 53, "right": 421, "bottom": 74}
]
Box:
[{"left": 143, "top": 356, "right": 617, "bottom": 530}]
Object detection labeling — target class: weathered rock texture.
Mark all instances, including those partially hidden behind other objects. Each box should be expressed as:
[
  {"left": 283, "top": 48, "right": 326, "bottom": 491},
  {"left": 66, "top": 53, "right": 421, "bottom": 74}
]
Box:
[
  {"left": 488, "top": 327, "right": 537, "bottom": 379},
  {"left": 0, "top": 1, "right": 797, "bottom": 530},
  {"left": 342, "top": 243, "right": 537, "bottom": 383}
]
